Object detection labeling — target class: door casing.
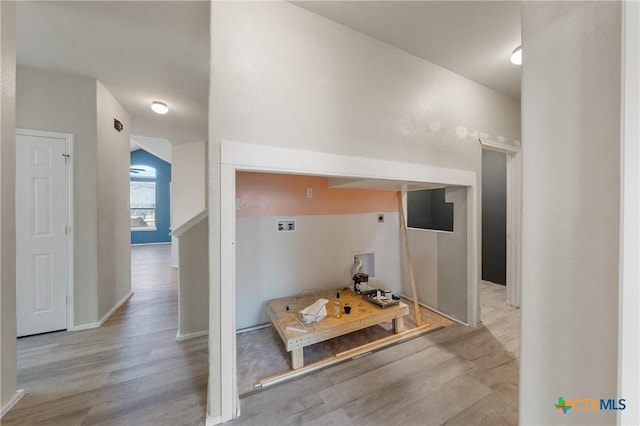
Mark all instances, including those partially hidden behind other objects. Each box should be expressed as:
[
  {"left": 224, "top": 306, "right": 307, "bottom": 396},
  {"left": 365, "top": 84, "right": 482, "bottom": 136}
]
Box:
[{"left": 480, "top": 138, "right": 522, "bottom": 308}]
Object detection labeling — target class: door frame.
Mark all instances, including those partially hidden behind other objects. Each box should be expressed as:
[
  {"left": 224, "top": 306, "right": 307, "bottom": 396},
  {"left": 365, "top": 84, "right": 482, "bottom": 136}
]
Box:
[
  {"left": 16, "top": 128, "right": 74, "bottom": 331},
  {"left": 479, "top": 138, "right": 522, "bottom": 308},
  {"left": 619, "top": 2, "right": 640, "bottom": 422},
  {"left": 214, "top": 140, "right": 479, "bottom": 422}
]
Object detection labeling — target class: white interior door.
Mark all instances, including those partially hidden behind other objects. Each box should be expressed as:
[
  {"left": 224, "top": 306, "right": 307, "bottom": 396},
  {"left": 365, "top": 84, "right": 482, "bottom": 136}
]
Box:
[{"left": 16, "top": 131, "right": 69, "bottom": 336}]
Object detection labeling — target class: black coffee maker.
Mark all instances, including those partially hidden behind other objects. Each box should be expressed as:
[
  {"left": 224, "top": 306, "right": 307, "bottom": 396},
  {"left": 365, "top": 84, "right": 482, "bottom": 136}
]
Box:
[{"left": 353, "top": 273, "right": 369, "bottom": 294}]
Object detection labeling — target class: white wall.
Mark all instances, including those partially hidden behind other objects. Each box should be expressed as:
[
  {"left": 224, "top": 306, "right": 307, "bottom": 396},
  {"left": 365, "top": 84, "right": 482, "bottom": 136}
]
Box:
[
  {"left": 96, "top": 82, "right": 131, "bottom": 318},
  {"left": 16, "top": 66, "right": 99, "bottom": 326},
  {"left": 172, "top": 141, "right": 206, "bottom": 226},
  {"left": 171, "top": 140, "right": 206, "bottom": 267},
  {"left": 0, "top": 0, "right": 17, "bottom": 413},
  {"left": 131, "top": 135, "right": 172, "bottom": 164},
  {"left": 236, "top": 212, "right": 402, "bottom": 329},
  {"left": 210, "top": 1, "right": 520, "bottom": 420},
  {"left": 213, "top": 2, "right": 521, "bottom": 168},
  {"left": 520, "top": 3, "right": 621, "bottom": 425}
]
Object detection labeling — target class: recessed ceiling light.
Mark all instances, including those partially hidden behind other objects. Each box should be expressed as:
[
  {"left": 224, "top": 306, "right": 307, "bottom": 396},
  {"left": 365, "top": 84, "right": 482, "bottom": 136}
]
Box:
[
  {"left": 151, "top": 101, "right": 169, "bottom": 114},
  {"left": 510, "top": 46, "right": 522, "bottom": 65}
]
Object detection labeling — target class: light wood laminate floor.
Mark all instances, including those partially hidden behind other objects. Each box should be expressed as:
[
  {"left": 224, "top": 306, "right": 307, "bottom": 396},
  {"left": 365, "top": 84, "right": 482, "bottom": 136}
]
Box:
[
  {"left": 230, "top": 281, "right": 520, "bottom": 426},
  {"left": 3, "top": 244, "right": 208, "bottom": 426},
  {"left": 4, "top": 244, "right": 519, "bottom": 426},
  {"left": 237, "top": 297, "right": 453, "bottom": 394}
]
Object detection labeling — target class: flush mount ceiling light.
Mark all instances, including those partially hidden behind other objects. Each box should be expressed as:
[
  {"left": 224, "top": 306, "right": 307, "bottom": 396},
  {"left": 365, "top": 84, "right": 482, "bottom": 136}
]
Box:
[
  {"left": 151, "top": 101, "right": 169, "bottom": 114},
  {"left": 510, "top": 46, "right": 522, "bottom": 65}
]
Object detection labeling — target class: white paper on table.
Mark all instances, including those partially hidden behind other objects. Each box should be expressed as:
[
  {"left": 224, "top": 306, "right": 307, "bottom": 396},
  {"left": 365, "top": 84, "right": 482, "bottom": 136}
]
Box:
[{"left": 299, "top": 298, "right": 329, "bottom": 324}]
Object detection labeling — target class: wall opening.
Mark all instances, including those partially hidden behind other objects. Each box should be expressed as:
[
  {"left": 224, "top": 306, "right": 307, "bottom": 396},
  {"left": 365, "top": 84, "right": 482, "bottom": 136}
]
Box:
[{"left": 130, "top": 149, "right": 171, "bottom": 244}]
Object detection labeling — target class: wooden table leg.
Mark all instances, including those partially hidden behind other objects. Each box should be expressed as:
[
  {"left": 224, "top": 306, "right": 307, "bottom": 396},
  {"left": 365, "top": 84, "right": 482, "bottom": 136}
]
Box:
[
  {"left": 393, "top": 315, "right": 405, "bottom": 334},
  {"left": 291, "top": 348, "right": 304, "bottom": 369}
]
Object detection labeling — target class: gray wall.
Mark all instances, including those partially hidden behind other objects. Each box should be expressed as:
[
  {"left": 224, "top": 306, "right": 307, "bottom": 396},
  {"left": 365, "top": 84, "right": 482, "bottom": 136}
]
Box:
[
  {"left": 481, "top": 149, "right": 506, "bottom": 285},
  {"left": 520, "top": 2, "right": 621, "bottom": 424},
  {"left": 16, "top": 67, "right": 131, "bottom": 326},
  {"left": 405, "top": 230, "right": 438, "bottom": 309},
  {"left": 16, "top": 66, "right": 99, "bottom": 325},
  {"left": 178, "top": 218, "right": 209, "bottom": 337},
  {"left": 403, "top": 187, "right": 468, "bottom": 323},
  {"left": 96, "top": 81, "right": 131, "bottom": 319},
  {"left": 0, "top": 0, "right": 17, "bottom": 410},
  {"left": 437, "top": 186, "right": 468, "bottom": 322}
]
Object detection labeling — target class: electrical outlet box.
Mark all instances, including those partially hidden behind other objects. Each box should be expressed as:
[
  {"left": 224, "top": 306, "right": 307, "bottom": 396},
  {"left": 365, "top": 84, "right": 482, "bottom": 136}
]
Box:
[
  {"left": 277, "top": 220, "right": 295, "bottom": 232},
  {"left": 377, "top": 213, "right": 384, "bottom": 223}
]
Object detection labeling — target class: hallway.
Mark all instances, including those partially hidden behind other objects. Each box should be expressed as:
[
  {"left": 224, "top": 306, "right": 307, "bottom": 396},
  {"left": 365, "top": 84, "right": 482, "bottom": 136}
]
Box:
[{"left": 3, "top": 245, "right": 208, "bottom": 425}]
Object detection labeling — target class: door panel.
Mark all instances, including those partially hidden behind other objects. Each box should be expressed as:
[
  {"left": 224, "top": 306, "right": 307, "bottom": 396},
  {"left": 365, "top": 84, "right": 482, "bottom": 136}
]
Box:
[{"left": 16, "top": 133, "right": 68, "bottom": 336}]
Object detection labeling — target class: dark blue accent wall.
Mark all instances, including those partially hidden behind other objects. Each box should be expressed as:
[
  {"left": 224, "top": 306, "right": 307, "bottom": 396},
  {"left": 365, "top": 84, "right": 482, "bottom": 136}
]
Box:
[{"left": 130, "top": 149, "right": 171, "bottom": 244}]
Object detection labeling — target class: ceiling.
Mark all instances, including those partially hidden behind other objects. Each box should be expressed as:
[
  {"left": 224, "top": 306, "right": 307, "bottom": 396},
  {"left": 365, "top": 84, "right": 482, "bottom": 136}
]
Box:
[
  {"left": 15, "top": 1, "right": 520, "bottom": 146},
  {"left": 16, "top": 1, "right": 210, "bottom": 145},
  {"left": 292, "top": 1, "right": 522, "bottom": 99},
  {"left": 328, "top": 177, "right": 445, "bottom": 192}
]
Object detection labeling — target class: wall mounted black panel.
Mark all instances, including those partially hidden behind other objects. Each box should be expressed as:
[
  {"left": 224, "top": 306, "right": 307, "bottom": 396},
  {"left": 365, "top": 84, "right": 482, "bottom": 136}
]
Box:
[
  {"left": 407, "top": 188, "right": 453, "bottom": 232},
  {"left": 407, "top": 189, "right": 433, "bottom": 229}
]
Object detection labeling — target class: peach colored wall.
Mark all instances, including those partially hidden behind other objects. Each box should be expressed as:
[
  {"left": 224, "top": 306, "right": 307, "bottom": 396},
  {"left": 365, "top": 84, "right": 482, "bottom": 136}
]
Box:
[{"left": 236, "top": 172, "right": 398, "bottom": 218}]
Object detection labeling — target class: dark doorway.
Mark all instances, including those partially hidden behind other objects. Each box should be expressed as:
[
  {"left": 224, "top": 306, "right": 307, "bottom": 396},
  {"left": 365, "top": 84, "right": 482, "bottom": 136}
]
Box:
[{"left": 482, "top": 150, "right": 507, "bottom": 285}]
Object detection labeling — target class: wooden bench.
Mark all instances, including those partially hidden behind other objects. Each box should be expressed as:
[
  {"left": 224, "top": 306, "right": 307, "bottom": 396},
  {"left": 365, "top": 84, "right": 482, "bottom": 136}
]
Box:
[{"left": 266, "top": 289, "right": 409, "bottom": 369}]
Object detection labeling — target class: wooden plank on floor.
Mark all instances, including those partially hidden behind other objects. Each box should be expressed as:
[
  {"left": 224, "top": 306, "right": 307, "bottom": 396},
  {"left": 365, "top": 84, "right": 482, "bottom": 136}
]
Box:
[
  {"left": 398, "top": 191, "right": 423, "bottom": 326},
  {"left": 335, "top": 323, "right": 436, "bottom": 358}
]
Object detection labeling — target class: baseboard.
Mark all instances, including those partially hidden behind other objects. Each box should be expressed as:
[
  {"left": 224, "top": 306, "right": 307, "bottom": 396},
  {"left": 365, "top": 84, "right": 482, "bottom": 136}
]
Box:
[
  {"left": 205, "top": 415, "right": 222, "bottom": 425},
  {"left": 0, "top": 389, "right": 25, "bottom": 418},
  {"left": 70, "top": 321, "right": 100, "bottom": 331},
  {"left": 236, "top": 323, "right": 270, "bottom": 334},
  {"left": 131, "top": 242, "right": 171, "bottom": 247},
  {"left": 175, "top": 329, "right": 209, "bottom": 341},
  {"left": 99, "top": 291, "right": 134, "bottom": 326},
  {"left": 69, "top": 291, "right": 133, "bottom": 331}
]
